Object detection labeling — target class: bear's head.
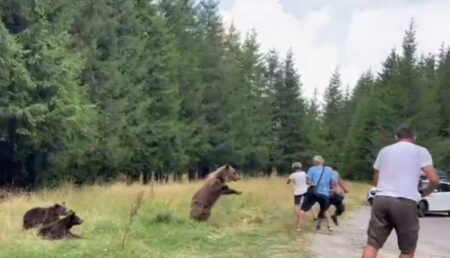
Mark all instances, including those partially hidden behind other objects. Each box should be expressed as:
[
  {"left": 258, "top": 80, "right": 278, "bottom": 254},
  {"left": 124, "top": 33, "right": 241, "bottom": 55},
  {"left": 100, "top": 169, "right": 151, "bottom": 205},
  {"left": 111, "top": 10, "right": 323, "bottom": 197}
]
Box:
[
  {"left": 66, "top": 210, "right": 83, "bottom": 226},
  {"left": 217, "top": 165, "right": 241, "bottom": 182},
  {"left": 52, "top": 202, "right": 68, "bottom": 216}
]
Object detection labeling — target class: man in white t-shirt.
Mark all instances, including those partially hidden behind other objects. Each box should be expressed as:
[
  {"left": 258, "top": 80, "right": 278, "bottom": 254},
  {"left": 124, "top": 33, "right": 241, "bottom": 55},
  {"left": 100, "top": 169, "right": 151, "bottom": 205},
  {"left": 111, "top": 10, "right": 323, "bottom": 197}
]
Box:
[
  {"left": 287, "top": 162, "right": 307, "bottom": 231},
  {"left": 362, "top": 127, "right": 440, "bottom": 258}
]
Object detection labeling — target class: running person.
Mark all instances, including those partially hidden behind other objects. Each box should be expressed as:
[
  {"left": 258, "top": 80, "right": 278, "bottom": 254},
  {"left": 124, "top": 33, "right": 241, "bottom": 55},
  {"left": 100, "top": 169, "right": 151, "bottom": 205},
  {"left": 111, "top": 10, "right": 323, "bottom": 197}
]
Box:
[
  {"left": 298, "top": 155, "right": 337, "bottom": 231},
  {"left": 329, "top": 168, "right": 348, "bottom": 226},
  {"left": 287, "top": 162, "right": 308, "bottom": 231}
]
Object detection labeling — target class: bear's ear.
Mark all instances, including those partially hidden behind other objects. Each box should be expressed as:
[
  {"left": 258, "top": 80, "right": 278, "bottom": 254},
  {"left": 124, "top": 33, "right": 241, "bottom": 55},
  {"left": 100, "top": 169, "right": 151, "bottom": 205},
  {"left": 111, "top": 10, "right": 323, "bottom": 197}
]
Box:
[
  {"left": 54, "top": 204, "right": 60, "bottom": 208},
  {"left": 62, "top": 201, "right": 66, "bottom": 206},
  {"left": 225, "top": 165, "right": 230, "bottom": 169}
]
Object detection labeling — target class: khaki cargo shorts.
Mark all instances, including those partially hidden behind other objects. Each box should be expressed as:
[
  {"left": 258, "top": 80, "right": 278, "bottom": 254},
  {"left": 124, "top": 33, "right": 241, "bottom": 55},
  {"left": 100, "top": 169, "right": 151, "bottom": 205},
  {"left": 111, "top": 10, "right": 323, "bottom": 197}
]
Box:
[{"left": 367, "top": 196, "right": 419, "bottom": 254}]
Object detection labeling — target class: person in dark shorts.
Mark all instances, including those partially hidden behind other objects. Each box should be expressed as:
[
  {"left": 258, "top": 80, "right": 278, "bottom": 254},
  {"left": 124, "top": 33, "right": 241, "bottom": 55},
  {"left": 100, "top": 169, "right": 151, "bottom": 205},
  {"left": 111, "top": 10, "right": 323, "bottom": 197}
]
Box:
[
  {"left": 328, "top": 168, "right": 348, "bottom": 226},
  {"left": 317, "top": 167, "right": 348, "bottom": 225},
  {"left": 299, "top": 155, "right": 337, "bottom": 232},
  {"left": 362, "top": 127, "right": 440, "bottom": 258},
  {"left": 287, "top": 162, "right": 307, "bottom": 231}
]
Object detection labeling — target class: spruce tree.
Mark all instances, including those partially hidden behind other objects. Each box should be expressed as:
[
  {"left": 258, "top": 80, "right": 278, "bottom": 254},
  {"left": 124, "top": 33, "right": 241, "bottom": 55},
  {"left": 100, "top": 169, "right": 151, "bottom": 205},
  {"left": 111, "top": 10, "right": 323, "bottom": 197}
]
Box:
[{"left": 322, "top": 69, "right": 345, "bottom": 165}]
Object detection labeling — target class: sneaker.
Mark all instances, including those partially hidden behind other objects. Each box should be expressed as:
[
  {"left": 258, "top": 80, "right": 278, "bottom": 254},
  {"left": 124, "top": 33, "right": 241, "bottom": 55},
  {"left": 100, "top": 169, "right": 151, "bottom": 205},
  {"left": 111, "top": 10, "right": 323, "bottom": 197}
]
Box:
[
  {"left": 331, "top": 214, "right": 339, "bottom": 226},
  {"left": 295, "top": 227, "right": 301, "bottom": 232},
  {"left": 316, "top": 223, "right": 321, "bottom": 231},
  {"left": 328, "top": 226, "right": 334, "bottom": 232}
]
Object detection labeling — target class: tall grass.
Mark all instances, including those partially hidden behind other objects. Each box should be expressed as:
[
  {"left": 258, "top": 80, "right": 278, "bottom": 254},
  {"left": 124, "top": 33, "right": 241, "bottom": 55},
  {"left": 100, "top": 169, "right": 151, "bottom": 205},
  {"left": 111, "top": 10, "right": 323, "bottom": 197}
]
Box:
[
  {"left": 121, "top": 191, "right": 144, "bottom": 250},
  {"left": 0, "top": 178, "right": 370, "bottom": 258}
]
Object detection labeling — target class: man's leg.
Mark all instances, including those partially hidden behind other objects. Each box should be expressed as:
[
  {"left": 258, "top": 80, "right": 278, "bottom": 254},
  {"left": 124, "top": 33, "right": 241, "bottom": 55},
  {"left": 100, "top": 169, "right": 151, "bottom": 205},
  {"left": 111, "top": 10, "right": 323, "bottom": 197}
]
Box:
[
  {"left": 362, "top": 245, "right": 379, "bottom": 258},
  {"left": 328, "top": 194, "right": 338, "bottom": 225},
  {"left": 311, "top": 206, "right": 317, "bottom": 220},
  {"left": 317, "top": 194, "right": 332, "bottom": 230},
  {"left": 390, "top": 198, "right": 419, "bottom": 258},
  {"left": 362, "top": 197, "right": 393, "bottom": 258},
  {"left": 295, "top": 205, "right": 302, "bottom": 230},
  {"left": 298, "top": 194, "right": 315, "bottom": 231},
  {"left": 336, "top": 201, "right": 345, "bottom": 216},
  {"left": 316, "top": 214, "right": 322, "bottom": 230},
  {"left": 293, "top": 195, "right": 302, "bottom": 230},
  {"left": 323, "top": 206, "right": 333, "bottom": 230},
  {"left": 332, "top": 195, "right": 345, "bottom": 226}
]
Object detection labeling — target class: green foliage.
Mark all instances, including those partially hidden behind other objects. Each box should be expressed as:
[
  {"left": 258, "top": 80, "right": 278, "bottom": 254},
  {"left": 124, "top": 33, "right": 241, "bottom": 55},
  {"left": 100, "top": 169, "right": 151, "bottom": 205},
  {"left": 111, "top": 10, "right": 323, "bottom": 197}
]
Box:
[
  {"left": 0, "top": 4, "right": 448, "bottom": 186},
  {"left": 270, "top": 51, "right": 308, "bottom": 172},
  {"left": 340, "top": 20, "right": 450, "bottom": 179}
]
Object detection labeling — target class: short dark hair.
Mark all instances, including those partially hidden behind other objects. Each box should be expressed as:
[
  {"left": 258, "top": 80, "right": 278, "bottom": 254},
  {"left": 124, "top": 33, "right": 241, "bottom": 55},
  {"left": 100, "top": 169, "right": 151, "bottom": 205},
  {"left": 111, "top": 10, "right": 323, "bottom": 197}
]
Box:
[{"left": 396, "top": 126, "right": 416, "bottom": 139}]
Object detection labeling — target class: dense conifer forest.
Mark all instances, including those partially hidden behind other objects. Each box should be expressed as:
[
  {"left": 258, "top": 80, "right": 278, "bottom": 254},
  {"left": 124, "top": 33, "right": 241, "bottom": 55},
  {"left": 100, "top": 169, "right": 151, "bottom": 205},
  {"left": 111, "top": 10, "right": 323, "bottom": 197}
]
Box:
[{"left": 0, "top": 0, "right": 449, "bottom": 188}]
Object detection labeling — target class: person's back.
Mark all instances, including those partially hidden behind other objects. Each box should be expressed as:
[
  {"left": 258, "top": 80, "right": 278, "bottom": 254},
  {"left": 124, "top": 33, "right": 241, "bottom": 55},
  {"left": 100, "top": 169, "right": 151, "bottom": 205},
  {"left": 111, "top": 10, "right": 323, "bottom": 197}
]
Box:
[
  {"left": 287, "top": 162, "right": 307, "bottom": 231},
  {"left": 289, "top": 171, "right": 307, "bottom": 196},
  {"left": 307, "top": 165, "right": 335, "bottom": 197},
  {"left": 375, "top": 141, "right": 431, "bottom": 201},
  {"left": 362, "top": 127, "right": 440, "bottom": 258}
]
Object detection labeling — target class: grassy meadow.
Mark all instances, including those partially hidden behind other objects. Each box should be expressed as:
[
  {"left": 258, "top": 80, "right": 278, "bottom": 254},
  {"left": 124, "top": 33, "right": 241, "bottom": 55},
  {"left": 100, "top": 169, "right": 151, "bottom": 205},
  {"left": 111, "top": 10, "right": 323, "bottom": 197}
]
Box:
[{"left": 0, "top": 178, "right": 370, "bottom": 258}]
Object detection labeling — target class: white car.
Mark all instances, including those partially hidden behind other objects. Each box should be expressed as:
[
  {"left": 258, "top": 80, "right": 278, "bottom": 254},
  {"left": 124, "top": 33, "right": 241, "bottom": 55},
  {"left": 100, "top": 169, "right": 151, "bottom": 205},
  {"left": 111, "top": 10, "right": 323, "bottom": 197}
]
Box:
[{"left": 367, "top": 181, "right": 450, "bottom": 217}]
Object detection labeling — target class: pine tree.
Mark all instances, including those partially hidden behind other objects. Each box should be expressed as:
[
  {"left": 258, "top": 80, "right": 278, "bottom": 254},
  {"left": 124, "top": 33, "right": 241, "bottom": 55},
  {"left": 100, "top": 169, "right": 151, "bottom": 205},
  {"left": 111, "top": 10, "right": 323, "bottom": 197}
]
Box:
[
  {"left": 0, "top": 20, "right": 34, "bottom": 187},
  {"left": 196, "top": 0, "right": 234, "bottom": 176},
  {"left": 432, "top": 47, "right": 450, "bottom": 169},
  {"left": 304, "top": 88, "right": 325, "bottom": 161},
  {"left": 157, "top": 0, "right": 209, "bottom": 180},
  {"left": 1, "top": 0, "right": 97, "bottom": 186},
  {"left": 268, "top": 51, "right": 307, "bottom": 173},
  {"left": 322, "top": 69, "right": 345, "bottom": 165},
  {"left": 239, "top": 31, "right": 271, "bottom": 173},
  {"left": 398, "top": 19, "right": 421, "bottom": 120},
  {"left": 265, "top": 49, "right": 283, "bottom": 173}
]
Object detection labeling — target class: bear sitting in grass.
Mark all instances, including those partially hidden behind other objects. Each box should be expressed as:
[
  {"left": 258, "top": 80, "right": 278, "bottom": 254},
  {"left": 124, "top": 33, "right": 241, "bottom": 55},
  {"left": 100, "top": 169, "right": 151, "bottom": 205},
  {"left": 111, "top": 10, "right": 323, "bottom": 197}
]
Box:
[
  {"left": 190, "top": 165, "right": 242, "bottom": 221},
  {"left": 23, "top": 203, "right": 68, "bottom": 230},
  {"left": 38, "top": 211, "right": 83, "bottom": 240}
]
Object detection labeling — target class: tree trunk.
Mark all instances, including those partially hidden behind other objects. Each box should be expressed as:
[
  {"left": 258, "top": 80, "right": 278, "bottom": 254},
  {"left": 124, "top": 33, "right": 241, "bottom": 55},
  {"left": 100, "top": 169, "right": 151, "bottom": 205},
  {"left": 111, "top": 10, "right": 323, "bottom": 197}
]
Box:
[
  {"left": 188, "top": 169, "right": 196, "bottom": 181},
  {"left": 142, "top": 171, "right": 151, "bottom": 185}
]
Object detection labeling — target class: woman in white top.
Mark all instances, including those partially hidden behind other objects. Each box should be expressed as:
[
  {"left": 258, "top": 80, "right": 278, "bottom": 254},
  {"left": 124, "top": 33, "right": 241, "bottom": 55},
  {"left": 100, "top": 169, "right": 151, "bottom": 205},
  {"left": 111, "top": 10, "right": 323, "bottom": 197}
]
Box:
[{"left": 287, "top": 162, "right": 307, "bottom": 231}]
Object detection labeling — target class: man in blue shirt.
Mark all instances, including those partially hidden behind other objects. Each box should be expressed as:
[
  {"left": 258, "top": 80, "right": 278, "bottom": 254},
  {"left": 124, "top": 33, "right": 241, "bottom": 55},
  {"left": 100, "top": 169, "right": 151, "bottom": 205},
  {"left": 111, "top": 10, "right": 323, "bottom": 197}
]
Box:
[{"left": 299, "top": 155, "right": 337, "bottom": 231}]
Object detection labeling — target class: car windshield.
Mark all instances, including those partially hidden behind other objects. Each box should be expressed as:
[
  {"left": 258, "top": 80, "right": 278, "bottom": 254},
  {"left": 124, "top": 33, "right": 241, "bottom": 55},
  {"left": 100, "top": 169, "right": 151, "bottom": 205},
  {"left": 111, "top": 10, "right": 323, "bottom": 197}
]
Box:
[{"left": 439, "top": 183, "right": 450, "bottom": 192}]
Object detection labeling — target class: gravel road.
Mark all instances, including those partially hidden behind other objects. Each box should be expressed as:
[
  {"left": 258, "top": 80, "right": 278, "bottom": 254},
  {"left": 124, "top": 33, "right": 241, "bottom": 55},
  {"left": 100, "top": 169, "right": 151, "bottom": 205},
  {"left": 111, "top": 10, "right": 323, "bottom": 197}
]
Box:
[{"left": 311, "top": 205, "right": 450, "bottom": 258}]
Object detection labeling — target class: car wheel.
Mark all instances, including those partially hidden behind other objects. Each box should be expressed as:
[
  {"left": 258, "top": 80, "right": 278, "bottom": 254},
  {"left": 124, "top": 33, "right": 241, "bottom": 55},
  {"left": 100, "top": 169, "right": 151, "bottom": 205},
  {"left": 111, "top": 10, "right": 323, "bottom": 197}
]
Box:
[
  {"left": 368, "top": 198, "right": 373, "bottom": 206},
  {"left": 417, "top": 201, "right": 427, "bottom": 217}
]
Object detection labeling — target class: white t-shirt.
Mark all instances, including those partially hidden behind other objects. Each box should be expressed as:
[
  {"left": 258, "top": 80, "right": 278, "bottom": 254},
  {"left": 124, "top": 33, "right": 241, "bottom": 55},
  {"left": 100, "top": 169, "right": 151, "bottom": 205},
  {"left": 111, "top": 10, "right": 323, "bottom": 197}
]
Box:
[
  {"left": 289, "top": 171, "right": 307, "bottom": 196},
  {"left": 374, "top": 141, "right": 433, "bottom": 202}
]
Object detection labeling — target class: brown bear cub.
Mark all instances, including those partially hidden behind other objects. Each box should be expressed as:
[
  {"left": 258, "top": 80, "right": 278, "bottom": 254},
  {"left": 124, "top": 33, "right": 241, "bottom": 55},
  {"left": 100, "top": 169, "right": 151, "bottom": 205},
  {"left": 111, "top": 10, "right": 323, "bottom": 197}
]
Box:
[
  {"left": 38, "top": 210, "right": 83, "bottom": 240},
  {"left": 23, "top": 203, "right": 68, "bottom": 230},
  {"left": 190, "top": 165, "right": 242, "bottom": 221}
]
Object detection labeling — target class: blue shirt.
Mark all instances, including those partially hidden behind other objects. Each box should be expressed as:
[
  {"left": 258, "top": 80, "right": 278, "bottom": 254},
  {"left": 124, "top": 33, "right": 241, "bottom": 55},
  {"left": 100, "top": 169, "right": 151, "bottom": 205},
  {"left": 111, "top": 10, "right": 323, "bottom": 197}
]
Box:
[{"left": 307, "top": 166, "right": 337, "bottom": 197}]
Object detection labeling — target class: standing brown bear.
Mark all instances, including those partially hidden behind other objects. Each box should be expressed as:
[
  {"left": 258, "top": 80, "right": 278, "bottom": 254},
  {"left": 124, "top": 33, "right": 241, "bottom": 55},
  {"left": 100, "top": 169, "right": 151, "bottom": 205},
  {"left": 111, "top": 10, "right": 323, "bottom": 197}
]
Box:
[
  {"left": 190, "top": 165, "right": 242, "bottom": 221},
  {"left": 38, "top": 211, "right": 83, "bottom": 240},
  {"left": 23, "top": 203, "right": 68, "bottom": 230}
]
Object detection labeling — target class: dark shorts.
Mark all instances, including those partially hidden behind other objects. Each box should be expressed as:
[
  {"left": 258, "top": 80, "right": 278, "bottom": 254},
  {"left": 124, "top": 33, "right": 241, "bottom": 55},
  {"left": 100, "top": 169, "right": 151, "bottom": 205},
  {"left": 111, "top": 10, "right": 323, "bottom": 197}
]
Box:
[
  {"left": 301, "top": 193, "right": 330, "bottom": 216},
  {"left": 318, "top": 193, "right": 345, "bottom": 218},
  {"left": 294, "top": 194, "right": 305, "bottom": 205},
  {"left": 367, "top": 196, "right": 419, "bottom": 254}
]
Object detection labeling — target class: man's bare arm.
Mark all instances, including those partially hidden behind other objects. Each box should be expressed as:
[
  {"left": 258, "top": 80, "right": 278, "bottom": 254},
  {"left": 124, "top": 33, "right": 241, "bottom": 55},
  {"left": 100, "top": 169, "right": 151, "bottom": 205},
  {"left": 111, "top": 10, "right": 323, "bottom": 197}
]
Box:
[
  {"left": 286, "top": 178, "right": 291, "bottom": 185},
  {"left": 331, "top": 180, "right": 338, "bottom": 190},
  {"left": 421, "top": 165, "right": 439, "bottom": 197},
  {"left": 339, "top": 179, "right": 349, "bottom": 193},
  {"left": 373, "top": 170, "right": 379, "bottom": 186}
]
